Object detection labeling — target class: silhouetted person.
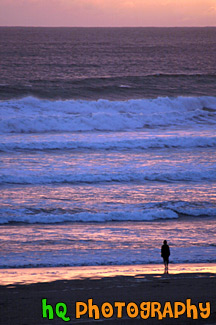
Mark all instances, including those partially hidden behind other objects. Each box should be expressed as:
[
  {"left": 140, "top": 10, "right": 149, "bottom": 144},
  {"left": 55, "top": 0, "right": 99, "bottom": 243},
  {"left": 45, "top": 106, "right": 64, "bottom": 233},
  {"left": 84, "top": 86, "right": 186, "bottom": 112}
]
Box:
[{"left": 161, "top": 240, "right": 170, "bottom": 274}]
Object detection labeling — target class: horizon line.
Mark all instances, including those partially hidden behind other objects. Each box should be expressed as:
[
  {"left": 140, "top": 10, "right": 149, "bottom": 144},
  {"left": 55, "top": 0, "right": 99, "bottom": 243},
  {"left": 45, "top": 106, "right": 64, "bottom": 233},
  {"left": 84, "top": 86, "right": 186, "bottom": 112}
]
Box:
[{"left": 0, "top": 25, "right": 216, "bottom": 28}]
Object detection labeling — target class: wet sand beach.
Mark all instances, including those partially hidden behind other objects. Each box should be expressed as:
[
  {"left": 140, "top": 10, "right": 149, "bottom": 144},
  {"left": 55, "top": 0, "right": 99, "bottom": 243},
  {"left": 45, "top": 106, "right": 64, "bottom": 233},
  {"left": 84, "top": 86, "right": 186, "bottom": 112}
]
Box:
[{"left": 0, "top": 265, "right": 216, "bottom": 324}]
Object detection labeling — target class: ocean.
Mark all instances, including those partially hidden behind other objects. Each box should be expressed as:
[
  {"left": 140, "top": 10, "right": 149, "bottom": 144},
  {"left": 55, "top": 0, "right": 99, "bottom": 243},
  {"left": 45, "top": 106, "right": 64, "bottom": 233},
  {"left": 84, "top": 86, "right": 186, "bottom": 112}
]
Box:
[{"left": 0, "top": 27, "right": 216, "bottom": 269}]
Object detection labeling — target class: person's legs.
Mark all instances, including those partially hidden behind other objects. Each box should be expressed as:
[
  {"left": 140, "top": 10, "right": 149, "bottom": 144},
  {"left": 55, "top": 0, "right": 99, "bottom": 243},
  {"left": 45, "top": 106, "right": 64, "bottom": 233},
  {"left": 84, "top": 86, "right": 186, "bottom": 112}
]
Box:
[
  {"left": 163, "top": 258, "right": 167, "bottom": 273},
  {"left": 164, "top": 258, "right": 169, "bottom": 273},
  {"left": 166, "top": 258, "right": 169, "bottom": 273}
]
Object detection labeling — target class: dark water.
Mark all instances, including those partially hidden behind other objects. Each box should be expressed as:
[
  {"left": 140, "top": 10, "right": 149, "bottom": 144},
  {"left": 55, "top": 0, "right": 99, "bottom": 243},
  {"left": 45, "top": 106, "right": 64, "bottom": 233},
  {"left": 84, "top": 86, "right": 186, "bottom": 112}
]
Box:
[
  {"left": 0, "top": 28, "right": 216, "bottom": 268},
  {"left": 1, "top": 27, "right": 216, "bottom": 100}
]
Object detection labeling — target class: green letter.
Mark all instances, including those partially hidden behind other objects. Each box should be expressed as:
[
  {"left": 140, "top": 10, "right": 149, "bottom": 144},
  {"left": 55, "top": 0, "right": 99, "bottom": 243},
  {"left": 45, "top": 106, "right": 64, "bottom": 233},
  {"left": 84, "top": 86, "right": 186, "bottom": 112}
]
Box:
[
  {"left": 42, "top": 299, "right": 54, "bottom": 319},
  {"left": 56, "top": 303, "right": 70, "bottom": 322}
]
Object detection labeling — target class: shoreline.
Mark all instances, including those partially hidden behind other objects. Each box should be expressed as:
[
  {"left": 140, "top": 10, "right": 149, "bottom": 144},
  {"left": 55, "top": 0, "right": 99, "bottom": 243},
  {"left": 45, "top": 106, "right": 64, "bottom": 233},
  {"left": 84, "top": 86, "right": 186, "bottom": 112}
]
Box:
[
  {"left": 0, "top": 263, "right": 215, "bottom": 286},
  {"left": 0, "top": 268, "right": 215, "bottom": 324}
]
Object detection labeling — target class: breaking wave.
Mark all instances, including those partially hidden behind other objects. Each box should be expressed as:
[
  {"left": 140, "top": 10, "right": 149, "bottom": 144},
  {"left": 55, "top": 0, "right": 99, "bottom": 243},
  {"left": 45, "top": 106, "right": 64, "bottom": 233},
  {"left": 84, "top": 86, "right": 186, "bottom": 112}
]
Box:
[
  {"left": 1, "top": 201, "right": 215, "bottom": 224},
  {"left": 1, "top": 167, "right": 216, "bottom": 185},
  {"left": 1, "top": 135, "right": 216, "bottom": 151},
  {"left": 0, "top": 208, "right": 179, "bottom": 224},
  {"left": 0, "top": 95, "right": 216, "bottom": 134}
]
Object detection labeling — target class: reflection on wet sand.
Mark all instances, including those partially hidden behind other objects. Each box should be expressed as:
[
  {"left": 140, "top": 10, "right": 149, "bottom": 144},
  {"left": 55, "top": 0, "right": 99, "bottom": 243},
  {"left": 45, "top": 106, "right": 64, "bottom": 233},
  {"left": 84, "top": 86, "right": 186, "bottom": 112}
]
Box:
[{"left": 1, "top": 263, "right": 216, "bottom": 286}]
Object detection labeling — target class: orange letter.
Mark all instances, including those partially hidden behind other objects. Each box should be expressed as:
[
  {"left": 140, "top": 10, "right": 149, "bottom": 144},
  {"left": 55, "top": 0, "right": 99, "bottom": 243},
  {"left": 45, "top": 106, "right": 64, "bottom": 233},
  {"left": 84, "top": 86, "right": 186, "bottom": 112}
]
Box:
[
  {"left": 199, "top": 302, "right": 210, "bottom": 319},
  {"left": 151, "top": 302, "right": 162, "bottom": 320},
  {"left": 76, "top": 302, "right": 87, "bottom": 319},
  {"left": 101, "top": 302, "right": 113, "bottom": 318},
  {"left": 114, "top": 302, "right": 126, "bottom": 318},
  {"left": 162, "top": 302, "right": 173, "bottom": 318},
  {"left": 186, "top": 299, "right": 198, "bottom": 319},
  {"left": 126, "top": 302, "right": 139, "bottom": 318},
  {"left": 174, "top": 302, "right": 186, "bottom": 318},
  {"left": 88, "top": 299, "right": 100, "bottom": 320},
  {"left": 140, "top": 302, "right": 150, "bottom": 319}
]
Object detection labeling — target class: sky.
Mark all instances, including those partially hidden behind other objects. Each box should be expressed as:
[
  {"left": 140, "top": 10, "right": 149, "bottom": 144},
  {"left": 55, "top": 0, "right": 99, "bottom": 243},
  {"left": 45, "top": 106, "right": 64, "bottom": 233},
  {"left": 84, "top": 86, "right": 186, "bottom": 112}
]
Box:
[{"left": 0, "top": 0, "right": 216, "bottom": 27}]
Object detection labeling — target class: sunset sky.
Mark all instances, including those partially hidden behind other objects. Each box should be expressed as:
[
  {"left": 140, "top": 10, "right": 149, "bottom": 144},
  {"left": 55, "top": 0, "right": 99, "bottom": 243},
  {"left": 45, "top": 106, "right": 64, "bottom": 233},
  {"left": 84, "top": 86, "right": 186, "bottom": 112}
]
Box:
[{"left": 0, "top": 0, "right": 216, "bottom": 27}]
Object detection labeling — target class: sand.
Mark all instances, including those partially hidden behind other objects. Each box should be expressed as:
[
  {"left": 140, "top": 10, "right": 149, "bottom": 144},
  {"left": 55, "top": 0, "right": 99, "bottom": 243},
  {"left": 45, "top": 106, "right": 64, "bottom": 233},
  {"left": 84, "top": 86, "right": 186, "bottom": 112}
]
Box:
[{"left": 0, "top": 265, "right": 216, "bottom": 324}]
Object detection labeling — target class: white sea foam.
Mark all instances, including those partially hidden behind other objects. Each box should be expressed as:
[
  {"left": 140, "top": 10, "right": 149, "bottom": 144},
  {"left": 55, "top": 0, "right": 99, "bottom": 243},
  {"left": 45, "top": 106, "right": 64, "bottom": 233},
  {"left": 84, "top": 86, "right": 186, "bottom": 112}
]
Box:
[
  {"left": 0, "top": 96, "right": 216, "bottom": 133},
  {"left": 1, "top": 135, "right": 216, "bottom": 151},
  {"left": 1, "top": 166, "right": 216, "bottom": 185},
  {"left": 1, "top": 252, "right": 216, "bottom": 269},
  {"left": 1, "top": 198, "right": 215, "bottom": 225},
  {"left": 0, "top": 209, "right": 179, "bottom": 224}
]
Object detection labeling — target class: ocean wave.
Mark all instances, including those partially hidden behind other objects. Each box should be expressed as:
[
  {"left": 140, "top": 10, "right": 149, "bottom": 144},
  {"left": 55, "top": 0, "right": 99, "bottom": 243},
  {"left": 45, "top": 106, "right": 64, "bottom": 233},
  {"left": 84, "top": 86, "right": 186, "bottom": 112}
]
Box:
[
  {"left": 0, "top": 95, "right": 216, "bottom": 133},
  {"left": 0, "top": 208, "right": 179, "bottom": 224},
  {"left": 1, "top": 73, "right": 216, "bottom": 101},
  {"left": 1, "top": 203, "right": 215, "bottom": 225},
  {"left": 1, "top": 135, "right": 216, "bottom": 151},
  {"left": 1, "top": 196, "right": 215, "bottom": 224},
  {"left": 1, "top": 167, "right": 216, "bottom": 185},
  {"left": 1, "top": 256, "right": 216, "bottom": 269}
]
